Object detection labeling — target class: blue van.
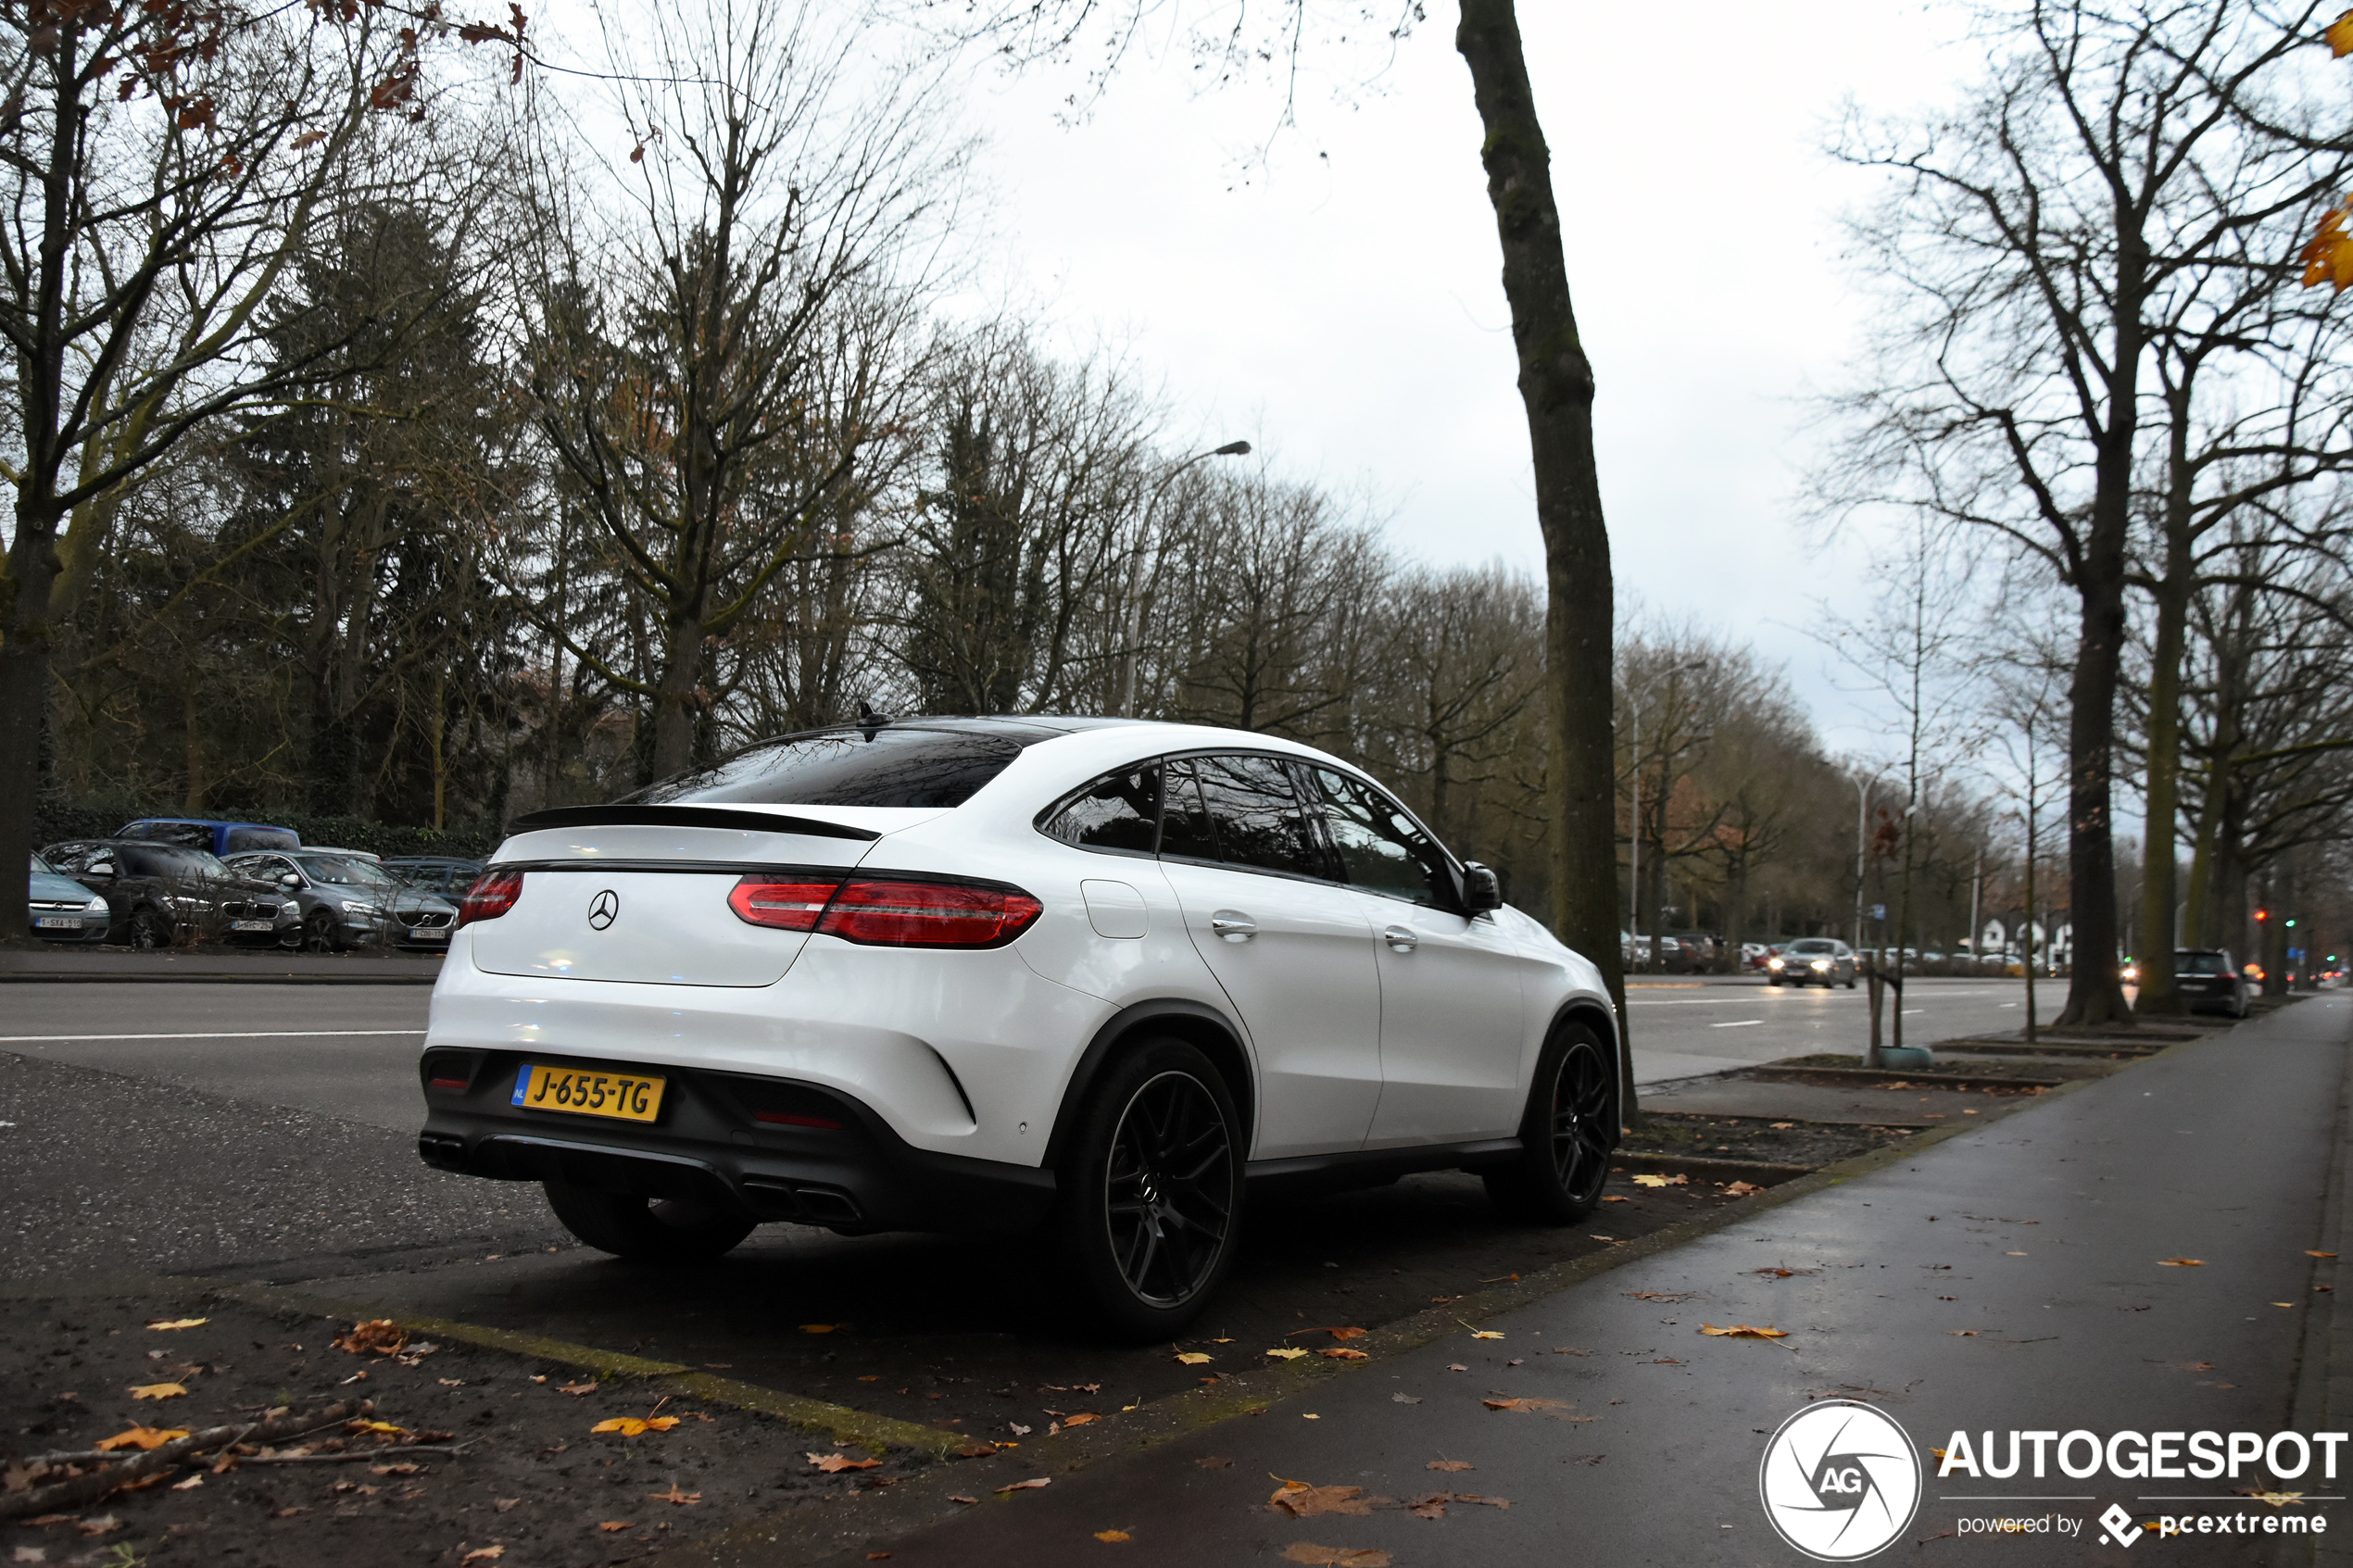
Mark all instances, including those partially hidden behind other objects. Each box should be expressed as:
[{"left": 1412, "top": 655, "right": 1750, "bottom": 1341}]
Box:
[{"left": 115, "top": 818, "right": 301, "bottom": 858}]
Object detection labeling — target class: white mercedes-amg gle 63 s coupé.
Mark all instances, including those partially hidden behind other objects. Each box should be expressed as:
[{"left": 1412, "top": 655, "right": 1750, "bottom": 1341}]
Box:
[{"left": 417, "top": 716, "right": 1622, "bottom": 1337}]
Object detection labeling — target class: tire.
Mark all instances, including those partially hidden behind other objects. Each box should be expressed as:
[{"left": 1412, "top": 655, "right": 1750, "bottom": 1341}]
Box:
[
  {"left": 1845, "top": 973, "right": 1858, "bottom": 989},
  {"left": 1051, "top": 1036, "right": 1243, "bottom": 1340},
  {"left": 1483, "top": 1022, "right": 1615, "bottom": 1224},
  {"left": 302, "top": 907, "right": 336, "bottom": 953},
  {"left": 125, "top": 908, "right": 170, "bottom": 951},
  {"left": 542, "top": 1181, "right": 755, "bottom": 1262}
]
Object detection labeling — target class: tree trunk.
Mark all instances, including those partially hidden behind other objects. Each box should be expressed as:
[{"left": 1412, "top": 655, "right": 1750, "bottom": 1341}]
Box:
[
  {"left": 2055, "top": 437, "right": 2139, "bottom": 1023},
  {"left": 1455, "top": 1, "right": 1629, "bottom": 1116},
  {"left": 2137, "top": 390, "right": 2196, "bottom": 1014},
  {"left": 651, "top": 609, "right": 705, "bottom": 781},
  {"left": 0, "top": 495, "right": 65, "bottom": 942}
]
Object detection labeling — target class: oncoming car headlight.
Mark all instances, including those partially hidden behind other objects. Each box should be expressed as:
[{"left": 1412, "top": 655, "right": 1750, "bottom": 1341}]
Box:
[
  {"left": 1810, "top": 959, "right": 1831, "bottom": 971},
  {"left": 1768, "top": 958, "right": 1784, "bottom": 970}
]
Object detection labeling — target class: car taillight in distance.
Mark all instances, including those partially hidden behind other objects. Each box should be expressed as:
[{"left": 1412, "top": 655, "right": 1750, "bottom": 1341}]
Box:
[
  {"left": 456, "top": 870, "right": 523, "bottom": 927},
  {"left": 728, "top": 879, "right": 844, "bottom": 931}
]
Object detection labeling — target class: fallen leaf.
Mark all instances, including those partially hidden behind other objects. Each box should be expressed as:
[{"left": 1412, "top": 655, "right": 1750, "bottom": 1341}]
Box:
[
  {"left": 493, "top": 1498, "right": 521, "bottom": 1512},
  {"left": 1196, "top": 1456, "right": 1233, "bottom": 1469},
  {"left": 592, "top": 1417, "right": 680, "bottom": 1436},
  {"left": 1265, "top": 1348, "right": 1309, "bottom": 1361},
  {"left": 1009, "top": 1424, "right": 1032, "bottom": 1436},
  {"left": 1724, "top": 1182, "right": 1767, "bottom": 1197},
  {"left": 808, "top": 1453, "right": 883, "bottom": 1473},
  {"left": 2311, "top": 1250, "right": 2341, "bottom": 1260},
  {"left": 1625, "top": 1292, "right": 1685, "bottom": 1302},
  {"left": 146, "top": 1319, "right": 208, "bottom": 1332},
  {"left": 350, "top": 1421, "right": 407, "bottom": 1436},
  {"left": 2188, "top": 1362, "right": 2215, "bottom": 1371},
  {"left": 950, "top": 1495, "right": 981, "bottom": 1504},
  {"left": 371, "top": 1463, "right": 423, "bottom": 1476},
  {"left": 996, "top": 1477, "right": 1051, "bottom": 1493},
  {"left": 1948, "top": 1330, "right": 1982, "bottom": 1337},
  {"left": 598, "top": 1522, "right": 633, "bottom": 1533},
  {"left": 1770, "top": 1122, "right": 1796, "bottom": 1129},
  {"left": 1629, "top": 1173, "right": 1687, "bottom": 1188},
  {"left": 1062, "top": 1413, "right": 1100, "bottom": 1427},
  {"left": 1600, "top": 1195, "right": 1629, "bottom": 1203},
  {"left": 1175, "top": 1353, "right": 1212, "bottom": 1366},
  {"left": 1446, "top": 1363, "right": 1469, "bottom": 1373},
  {"left": 1319, "top": 1348, "right": 1369, "bottom": 1361},
  {"left": 1390, "top": 1392, "right": 1421, "bottom": 1404},
  {"left": 1428, "top": 1459, "right": 1474, "bottom": 1472},
  {"left": 171, "top": 1474, "right": 203, "bottom": 1491},
  {"left": 94, "top": 1426, "right": 189, "bottom": 1451},
  {"left": 1280, "top": 1545, "right": 1390, "bottom": 1567},
  {"left": 558, "top": 1382, "right": 598, "bottom": 1397},
  {"left": 2249, "top": 1490, "right": 2308, "bottom": 1508},
  {"left": 1469, "top": 1331, "right": 1504, "bottom": 1341},
  {"left": 799, "top": 1323, "right": 837, "bottom": 1334},
  {"left": 647, "top": 1484, "right": 700, "bottom": 1505},
  {"left": 2158, "top": 1258, "right": 2206, "bottom": 1267},
  {"left": 460, "top": 1549, "right": 503, "bottom": 1565},
  {"left": 1094, "top": 1529, "right": 1132, "bottom": 1542},
  {"left": 335, "top": 1320, "right": 406, "bottom": 1356},
  {"left": 2275, "top": 1302, "right": 2297, "bottom": 1308},
  {"left": 1269, "top": 1481, "right": 1377, "bottom": 1518},
  {"left": 1481, "top": 1398, "right": 1570, "bottom": 1413},
  {"left": 75, "top": 1517, "right": 120, "bottom": 1537},
  {"left": 1697, "top": 1324, "right": 1788, "bottom": 1339},
  {"left": 129, "top": 1383, "right": 187, "bottom": 1401},
  {"left": 1325, "top": 1327, "right": 1367, "bottom": 1341}
]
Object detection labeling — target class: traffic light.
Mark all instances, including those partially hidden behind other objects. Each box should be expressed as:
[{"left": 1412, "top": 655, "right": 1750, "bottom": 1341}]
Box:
[{"left": 2256, "top": 909, "right": 2270, "bottom": 922}]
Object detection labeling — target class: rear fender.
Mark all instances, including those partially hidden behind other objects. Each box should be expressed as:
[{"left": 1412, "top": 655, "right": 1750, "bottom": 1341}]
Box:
[{"left": 1042, "top": 998, "right": 1254, "bottom": 1168}]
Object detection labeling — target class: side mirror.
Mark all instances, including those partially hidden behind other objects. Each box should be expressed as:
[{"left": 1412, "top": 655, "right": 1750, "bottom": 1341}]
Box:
[
  {"left": 1462, "top": 862, "right": 1503, "bottom": 915},
  {"left": 87, "top": 861, "right": 116, "bottom": 879},
  {"left": 278, "top": 872, "right": 302, "bottom": 890}
]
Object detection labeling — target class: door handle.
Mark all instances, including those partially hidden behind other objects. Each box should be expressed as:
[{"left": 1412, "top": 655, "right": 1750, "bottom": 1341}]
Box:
[
  {"left": 1383, "top": 925, "right": 1418, "bottom": 952},
  {"left": 1209, "top": 910, "right": 1258, "bottom": 942}
]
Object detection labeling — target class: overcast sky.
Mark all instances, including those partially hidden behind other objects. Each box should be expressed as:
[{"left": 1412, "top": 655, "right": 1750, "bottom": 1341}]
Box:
[{"left": 930, "top": 1, "right": 1987, "bottom": 759}]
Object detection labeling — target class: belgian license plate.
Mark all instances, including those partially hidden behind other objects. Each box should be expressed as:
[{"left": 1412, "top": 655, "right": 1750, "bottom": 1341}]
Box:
[
  {"left": 230, "top": 920, "right": 273, "bottom": 932},
  {"left": 408, "top": 927, "right": 447, "bottom": 940},
  {"left": 34, "top": 917, "right": 82, "bottom": 930},
  {"left": 511, "top": 1062, "right": 665, "bottom": 1123}
]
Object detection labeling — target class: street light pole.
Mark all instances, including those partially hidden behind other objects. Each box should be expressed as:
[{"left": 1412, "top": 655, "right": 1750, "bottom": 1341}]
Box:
[{"left": 1117, "top": 440, "right": 1252, "bottom": 717}]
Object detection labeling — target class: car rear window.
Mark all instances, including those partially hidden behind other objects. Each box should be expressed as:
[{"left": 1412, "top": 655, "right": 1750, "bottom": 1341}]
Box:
[
  {"left": 633, "top": 726, "right": 1026, "bottom": 809},
  {"left": 2177, "top": 951, "right": 2232, "bottom": 975},
  {"left": 224, "top": 826, "right": 299, "bottom": 852}
]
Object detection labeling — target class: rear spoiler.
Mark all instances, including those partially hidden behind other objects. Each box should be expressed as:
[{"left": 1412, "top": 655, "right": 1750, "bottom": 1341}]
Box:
[{"left": 503, "top": 805, "right": 882, "bottom": 842}]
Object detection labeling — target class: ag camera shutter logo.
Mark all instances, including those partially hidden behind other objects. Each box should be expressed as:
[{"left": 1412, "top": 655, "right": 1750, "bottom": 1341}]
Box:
[{"left": 1759, "top": 1399, "right": 1923, "bottom": 1561}]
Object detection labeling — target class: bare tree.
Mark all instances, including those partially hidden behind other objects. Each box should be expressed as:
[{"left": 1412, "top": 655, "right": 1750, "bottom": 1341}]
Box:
[
  {"left": 1825, "top": 0, "right": 2350, "bottom": 1025},
  {"left": 518, "top": 0, "right": 957, "bottom": 779}
]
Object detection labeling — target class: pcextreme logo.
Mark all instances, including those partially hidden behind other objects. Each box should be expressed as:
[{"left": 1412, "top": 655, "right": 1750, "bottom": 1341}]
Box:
[{"left": 1758, "top": 1400, "right": 1924, "bottom": 1562}]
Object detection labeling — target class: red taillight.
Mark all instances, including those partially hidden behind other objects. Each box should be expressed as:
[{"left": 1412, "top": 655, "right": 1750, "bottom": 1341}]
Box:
[
  {"left": 727, "top": 879, "right": 844, "bottom": 931},
  {"left": 428, "top": 1077, "right": 469, "bottom": 1090},
  {"left": 456, "top": 870, "right": 523, "bottom": 927},
  {"left": 754, "top": 1110, "right": 844, "bottom": 1130},
  {"left": 816, "top": 879, "right": 1042, "bottom": 948}
]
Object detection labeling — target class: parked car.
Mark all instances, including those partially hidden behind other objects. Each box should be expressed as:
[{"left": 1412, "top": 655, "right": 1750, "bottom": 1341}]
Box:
[
  {"left": 1766, "top": 937, "right": 1858, "bottom": 987},
  {"left": 382, "top": 857, "right": 488, "bottom": 897},
  {"left": 42, "top": 839, "right": 297, "bottom": 948},
  {"left": 114, "top": 818, "right": 300, "bottom": 857},
  {"left": 27, "top": 852, "right": 111, "bottom": 943},
  {"left": 416, "top": 716, "right": 1623, "bottom": 1336},
  {"left": 223, "top": 850, "right": 458, "bottom": 952},
  {"left": 2174, "top": 948, "right": 2251, "bottom": 1018}
]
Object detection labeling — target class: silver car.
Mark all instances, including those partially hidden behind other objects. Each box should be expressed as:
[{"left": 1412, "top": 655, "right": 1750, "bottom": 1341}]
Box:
[
  {"left": 226, "top": 850, "right": 458, "bottom": 952},
  {"left": 1766, "top": 937, "right": 1858, "bottom": 988}
]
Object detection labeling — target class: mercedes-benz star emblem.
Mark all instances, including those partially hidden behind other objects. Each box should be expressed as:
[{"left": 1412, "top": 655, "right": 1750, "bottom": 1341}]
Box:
[{"left": 586, "top": 890, "right": 620, "bottom": 931}]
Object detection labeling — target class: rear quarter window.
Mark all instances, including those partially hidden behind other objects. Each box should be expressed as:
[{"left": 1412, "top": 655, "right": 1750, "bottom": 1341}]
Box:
[{"left": 1040, "top": 763, "right": 1162, "bottom": 854}]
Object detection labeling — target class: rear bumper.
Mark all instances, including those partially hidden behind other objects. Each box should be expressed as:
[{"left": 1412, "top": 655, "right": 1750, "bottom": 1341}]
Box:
[{"left": 416, "top": 1047, "right": 1056, "bottom": 1236}]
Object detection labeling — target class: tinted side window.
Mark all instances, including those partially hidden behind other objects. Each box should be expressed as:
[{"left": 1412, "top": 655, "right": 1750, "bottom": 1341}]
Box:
[
  {"left": 1042, "top": 763, "right": 1162, "bottom": 854},
  {"left": 225, "top": 827, "right": 298, "bottom": 853},
  {"left": 125, "top": 822, "right": 214, "bottom": 849},
  {"left": 1159, "top": 758, "right": 1218, "bottom": 861},
  {"left": 44, "top": 843, "right": 95, "bottom": 873},
  {"left": 1303, "top": 767, "right": 1451, "bottom": 905},
  {"left": 634, "top": 726, "right": 1025, "bottom": 809},
  {"left": 1194, "top": 755, "right": 1328, "bottom": 879}
]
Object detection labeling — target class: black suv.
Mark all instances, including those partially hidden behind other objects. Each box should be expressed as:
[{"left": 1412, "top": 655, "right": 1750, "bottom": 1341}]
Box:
[
  {"left": 2174, "top": 948, "right": 2251, "bottom": 1018},
  {"left": 41, "top": 839, "right": 298, "bottom": 949}
]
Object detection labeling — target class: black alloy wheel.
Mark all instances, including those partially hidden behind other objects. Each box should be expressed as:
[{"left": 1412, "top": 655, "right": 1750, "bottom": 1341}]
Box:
[
  {"left": 126, "top": 908, "right": 169, "bottom": 951},
  {"left": 302, "top": 907, "right": 336, "bottom": 953},
  {"left": 1056, "top": 1036, "right": 1242, "bottom": 1339},
  {"left": 1485, "top": 1023, "right": 1614, "bottom": 1224}
]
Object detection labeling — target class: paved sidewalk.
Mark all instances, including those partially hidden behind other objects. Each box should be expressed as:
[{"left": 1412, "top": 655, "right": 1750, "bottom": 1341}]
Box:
[{"left": 805, "top": 997, "right": 2350, "bottom": 1567}]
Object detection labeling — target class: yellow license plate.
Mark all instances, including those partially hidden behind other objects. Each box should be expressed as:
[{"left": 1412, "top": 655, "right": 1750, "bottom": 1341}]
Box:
[{"left": 510, "top": 1062, "right": 665, "bottom": 1123}]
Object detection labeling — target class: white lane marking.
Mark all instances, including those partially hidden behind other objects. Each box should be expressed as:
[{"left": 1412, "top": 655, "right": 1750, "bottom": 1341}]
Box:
[
  {"left": 1710, "top": 1020, "right": 1764, "bottom": 1029},
  {"left": 0, "top": 1030, "right": 427, "bottom": 1043}
]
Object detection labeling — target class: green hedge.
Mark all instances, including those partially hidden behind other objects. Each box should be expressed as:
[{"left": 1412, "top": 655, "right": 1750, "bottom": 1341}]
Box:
[{"left": 33, "top": 793, "right": 498, "bottom": 860}]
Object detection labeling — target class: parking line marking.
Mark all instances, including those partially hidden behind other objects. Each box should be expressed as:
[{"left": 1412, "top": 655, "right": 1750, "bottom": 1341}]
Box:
[
  {"left": 0, "top": 1029, "right": 428, "bottom": 1042},
  {"left": 1710, "top": 1020, "right": 1764, "bottom": 1028}
]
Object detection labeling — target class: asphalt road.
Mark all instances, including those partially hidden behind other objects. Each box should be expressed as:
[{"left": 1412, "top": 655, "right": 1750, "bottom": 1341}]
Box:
[{"left": 1627, "top": 976, "right": 2065, "bottom": 1084}]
